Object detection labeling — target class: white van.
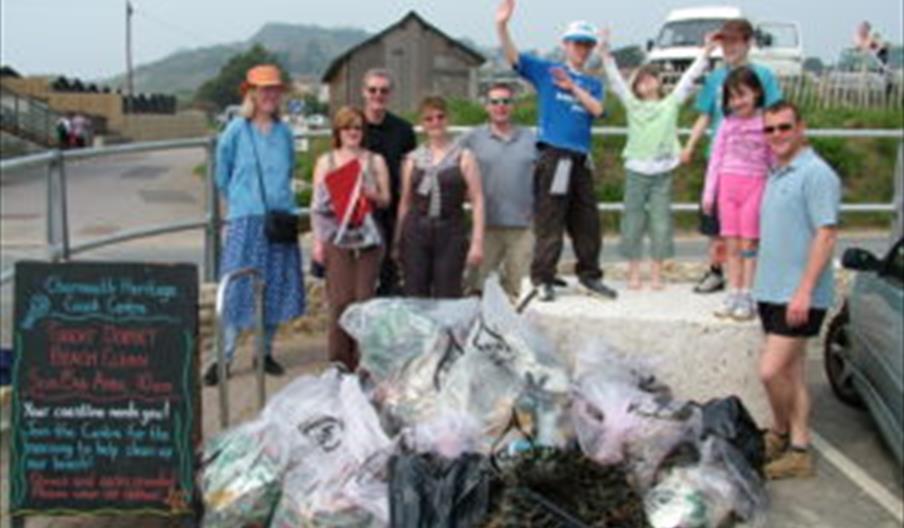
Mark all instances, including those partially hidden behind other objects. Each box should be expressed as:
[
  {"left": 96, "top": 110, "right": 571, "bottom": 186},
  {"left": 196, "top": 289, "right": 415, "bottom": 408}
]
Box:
[{"left": 646, "top": 6, "right": 803, "bottom": 77}]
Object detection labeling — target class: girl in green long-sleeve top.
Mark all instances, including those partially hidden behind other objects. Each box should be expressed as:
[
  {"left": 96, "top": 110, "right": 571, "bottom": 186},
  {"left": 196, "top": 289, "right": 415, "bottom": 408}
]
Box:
[{"left": 601, "top": 29, "right": 717, "bottom": 289}]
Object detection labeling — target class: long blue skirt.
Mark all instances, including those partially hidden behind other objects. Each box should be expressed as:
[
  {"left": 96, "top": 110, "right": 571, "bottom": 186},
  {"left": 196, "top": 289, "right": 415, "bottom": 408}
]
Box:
[{"left": 220, "top": 215, "right": 306, "bottom": 329}]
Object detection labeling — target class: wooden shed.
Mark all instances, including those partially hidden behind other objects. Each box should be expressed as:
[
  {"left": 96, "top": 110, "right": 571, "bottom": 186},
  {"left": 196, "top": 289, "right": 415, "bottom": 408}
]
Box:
[{"left": 322, "top": 11, "right": 485, "bottom": 113}]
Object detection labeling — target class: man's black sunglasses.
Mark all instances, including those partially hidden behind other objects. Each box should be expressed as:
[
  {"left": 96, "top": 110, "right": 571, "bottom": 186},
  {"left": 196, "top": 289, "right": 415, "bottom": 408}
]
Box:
[{"left": 763, "top": 123, "right": 795, "bottom": 135}]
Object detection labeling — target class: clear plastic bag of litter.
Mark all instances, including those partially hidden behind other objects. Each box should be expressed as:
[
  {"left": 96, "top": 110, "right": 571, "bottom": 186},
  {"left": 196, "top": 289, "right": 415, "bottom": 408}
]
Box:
[
  {"left": 645, "top": 437, "right": 768, "bottom": 528},
  {"left": 266, "top": 369, "right": 394, "bottom": 527},
  {"left": 439, "top": 277, "right": 572, "bottom": 450},
  {"left": 571, "top": 352, "right": 701, "bottom": 491},
  {"left": 200, "top": 419, "right": 290, "bottom": 528},
  {"left": 263, "top": 368, "right": 393, "bottom": 476},
  {"left": 339, "top": 296, "right": 480, "bottom": 382},
  {"left": 400, "top": 410, "right": 484, "bottom": 459},
  {"left": 269, "top": 451, "right": 390, "bottom": 528}
]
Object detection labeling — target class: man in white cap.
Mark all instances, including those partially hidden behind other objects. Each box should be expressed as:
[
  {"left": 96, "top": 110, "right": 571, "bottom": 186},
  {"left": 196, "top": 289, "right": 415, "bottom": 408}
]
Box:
[{"left": 496, "top": 0, "right": 616, "bottom": 302}]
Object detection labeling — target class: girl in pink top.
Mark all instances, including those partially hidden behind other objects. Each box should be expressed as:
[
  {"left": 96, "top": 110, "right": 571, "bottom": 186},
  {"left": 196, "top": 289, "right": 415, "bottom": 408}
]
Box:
[{"left": 702, "top": 67, "right": 774, "bottom": 321}]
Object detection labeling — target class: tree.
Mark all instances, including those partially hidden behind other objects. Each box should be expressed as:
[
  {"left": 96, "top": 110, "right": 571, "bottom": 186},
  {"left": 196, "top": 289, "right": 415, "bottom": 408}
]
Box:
[
  {"left": 302, "top": 93, "right": 329, "bottom": 116},
  {"left": 803, "top": 57, "right": 825, "bottom": 75},
  {"left": 612, "top": 46, "right": 646, "bottom": 68},
  {"left": 195, "top": 44, "right": 290, "bottom": 110}
]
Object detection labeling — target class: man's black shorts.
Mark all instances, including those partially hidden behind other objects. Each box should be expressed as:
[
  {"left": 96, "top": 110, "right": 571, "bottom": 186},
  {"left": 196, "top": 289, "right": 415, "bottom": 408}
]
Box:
[
  {"left": 757, "top": 302, "right": 828, "bottom": 338},
  {"left": 698, "top": 205, "right": 720, "bottom": 237}
]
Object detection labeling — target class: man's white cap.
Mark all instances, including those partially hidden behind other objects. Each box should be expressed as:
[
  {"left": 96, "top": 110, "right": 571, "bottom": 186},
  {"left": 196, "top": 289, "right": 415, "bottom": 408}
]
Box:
[{"left": 562, "top": 20, "right": 598, "bottom": 44}]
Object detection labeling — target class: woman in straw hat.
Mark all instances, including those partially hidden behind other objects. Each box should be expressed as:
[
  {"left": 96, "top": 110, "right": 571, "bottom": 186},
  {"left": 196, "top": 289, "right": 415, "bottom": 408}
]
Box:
[{"left": 204, "top": 64, "right": 305, "bottom": 385}]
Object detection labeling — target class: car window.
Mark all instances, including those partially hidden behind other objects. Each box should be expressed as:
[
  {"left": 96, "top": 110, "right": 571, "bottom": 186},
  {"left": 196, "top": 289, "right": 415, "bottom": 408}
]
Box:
[
  {"left": 756, "top": 23, "right": 799, "bottom": 48},
  {"left": 883, "top": 238, "right": 904, "bottom": 285},
  {"left": 657, "top": 19, "right": 726, "bottom": 48}
]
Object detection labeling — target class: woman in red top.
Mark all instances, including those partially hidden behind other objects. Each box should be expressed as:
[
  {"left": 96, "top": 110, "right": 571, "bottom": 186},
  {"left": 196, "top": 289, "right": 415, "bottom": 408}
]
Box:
[{"left": 311, "top": 106, "right": 390, "bottom": 370}]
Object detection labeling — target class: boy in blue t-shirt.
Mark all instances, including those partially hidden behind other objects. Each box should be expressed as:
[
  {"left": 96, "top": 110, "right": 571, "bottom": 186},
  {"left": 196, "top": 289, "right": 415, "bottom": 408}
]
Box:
[
  {"left": 681, "top": 18, "right": 783, "bottom": 296},
  {"left": 496, "top": 0, "right": 616, "bottom": 302}
]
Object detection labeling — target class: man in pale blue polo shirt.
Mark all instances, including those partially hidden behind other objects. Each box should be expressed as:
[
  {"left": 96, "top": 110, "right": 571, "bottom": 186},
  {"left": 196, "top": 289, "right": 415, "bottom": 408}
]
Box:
[
  {"left": 461, "top": 82, "right": 537, "bottom": 299},
  {"left": 753, "top": 101, "right": 841, "bottom": 480}
]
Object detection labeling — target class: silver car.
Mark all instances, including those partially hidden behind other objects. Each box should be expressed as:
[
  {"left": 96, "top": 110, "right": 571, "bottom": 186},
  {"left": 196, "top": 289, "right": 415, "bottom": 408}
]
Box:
[{"left": 824, "top": 236, "right": 904, "bottom": 465}]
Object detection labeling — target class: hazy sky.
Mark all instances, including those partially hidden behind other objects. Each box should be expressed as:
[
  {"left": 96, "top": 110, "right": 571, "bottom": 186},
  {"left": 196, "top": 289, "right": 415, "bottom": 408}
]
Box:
[{"left": 2, "top": 0, "right": 902, "bottom": 80}]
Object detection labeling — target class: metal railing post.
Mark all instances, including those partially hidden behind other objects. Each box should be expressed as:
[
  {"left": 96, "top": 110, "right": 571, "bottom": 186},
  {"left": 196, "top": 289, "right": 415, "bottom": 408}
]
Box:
[
  {"left": 204, "top": 136, "right": 221, "bottom": 283},
  {"left": 13, "top": 91, "right": 20, "bottom": 131},
  {"left": 45, "top": 150, "right": 70, "bottom": 262},
  {"left": 893, "top": 141, "right": 903, "bottom": 241},
  {"left": 213, "top": 268, "right": 266, "bottom": 429}
]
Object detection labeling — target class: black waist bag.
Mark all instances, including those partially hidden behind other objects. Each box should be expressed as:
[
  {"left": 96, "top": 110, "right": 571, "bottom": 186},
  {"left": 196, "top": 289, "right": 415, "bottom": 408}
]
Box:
[
  {"left": 246, "top": 119, "right": 299, "bottom": 245},
  {"left": 264, "top": 210, "right": 299, "bottom": 244}
]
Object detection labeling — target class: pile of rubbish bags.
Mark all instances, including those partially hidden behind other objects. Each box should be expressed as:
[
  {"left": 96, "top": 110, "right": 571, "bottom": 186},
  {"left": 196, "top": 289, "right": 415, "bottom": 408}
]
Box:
[{"left": 200, "top": 278, "right": 769, "bottom": 528}]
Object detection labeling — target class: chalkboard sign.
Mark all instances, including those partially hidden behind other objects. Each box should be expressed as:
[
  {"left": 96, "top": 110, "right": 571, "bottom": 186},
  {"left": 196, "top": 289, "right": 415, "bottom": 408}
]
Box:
[{"left": 10, "top": 261, "right": 199, "bottom": 517}]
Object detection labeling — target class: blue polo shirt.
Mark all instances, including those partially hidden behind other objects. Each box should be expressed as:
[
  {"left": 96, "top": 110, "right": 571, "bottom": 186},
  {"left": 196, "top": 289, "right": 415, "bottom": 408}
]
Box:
[
  {"left": 515, "top": 52, "right": 603, "bottom": 154},
  {"left": 695, "top": 62, "right": 782, "bottom": 155},
  {"left": 216, "top": 118, "right": 298, "bottom": 220},
  {"left": 753, "top": 147, "right": 841, "bottom": 308}
]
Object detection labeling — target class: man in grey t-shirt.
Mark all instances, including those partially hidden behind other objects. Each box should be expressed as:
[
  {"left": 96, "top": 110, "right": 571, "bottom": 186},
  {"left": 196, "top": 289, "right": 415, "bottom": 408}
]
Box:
[{"left": 461, "top": 82, "right": 536, "bottom": 298}]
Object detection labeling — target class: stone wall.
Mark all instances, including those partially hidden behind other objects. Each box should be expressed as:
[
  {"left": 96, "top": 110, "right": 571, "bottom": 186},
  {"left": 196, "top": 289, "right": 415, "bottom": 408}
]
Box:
[{"left": 116, "top": 111, "right": 209, "bottom": 141}]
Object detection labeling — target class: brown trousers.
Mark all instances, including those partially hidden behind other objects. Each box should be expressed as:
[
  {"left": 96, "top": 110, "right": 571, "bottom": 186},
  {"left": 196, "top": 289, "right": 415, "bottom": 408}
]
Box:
[{"left": 325, "top": 243, "right": 382, "bottom": 370}]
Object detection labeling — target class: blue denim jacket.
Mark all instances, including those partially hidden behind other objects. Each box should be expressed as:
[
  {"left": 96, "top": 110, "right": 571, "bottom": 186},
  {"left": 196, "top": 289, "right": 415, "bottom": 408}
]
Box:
[{"left": 216, "top": 118, "right": 298, "bottom": 220}]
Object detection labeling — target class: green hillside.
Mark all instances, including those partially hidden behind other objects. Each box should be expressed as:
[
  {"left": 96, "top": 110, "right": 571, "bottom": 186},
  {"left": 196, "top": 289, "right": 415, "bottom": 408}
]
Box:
[{"left": 103, "top": 23, "right": 369, "bottom": 94}]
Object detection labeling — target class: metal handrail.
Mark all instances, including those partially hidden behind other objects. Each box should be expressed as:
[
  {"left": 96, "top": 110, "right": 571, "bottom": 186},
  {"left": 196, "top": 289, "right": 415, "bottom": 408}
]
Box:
[
  {"left": 1, "top": 127, "right": 902, "bottom": 286},
  {"left": 64, "top": 220, "right": 208, "bottom": 258},
  {"left": 61, "top": 137, "right": 210, "bottom": 161},
  {"left": 213, "top": 267, "right": 266, "bottom": 428}
]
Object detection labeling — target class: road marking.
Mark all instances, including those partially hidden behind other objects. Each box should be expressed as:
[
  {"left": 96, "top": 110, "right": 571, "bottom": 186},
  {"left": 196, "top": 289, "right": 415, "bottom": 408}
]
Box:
[{"left": 811, "top": 431, "right": 904, "bottom": 523}]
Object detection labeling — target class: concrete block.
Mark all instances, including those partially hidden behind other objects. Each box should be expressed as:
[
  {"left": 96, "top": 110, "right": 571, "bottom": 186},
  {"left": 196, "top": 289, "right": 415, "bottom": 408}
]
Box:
[{"left": 524, "top": 279, "right": 772, "bottom": 425}]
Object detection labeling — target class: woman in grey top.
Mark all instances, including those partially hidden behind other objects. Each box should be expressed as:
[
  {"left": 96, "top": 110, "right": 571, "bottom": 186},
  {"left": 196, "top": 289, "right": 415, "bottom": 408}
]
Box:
[
  {"left": 395, "top": 96, "right": 485, "bottom": 298},
  {"left": 311, "top": 106, "right": 390, "bottom": 370}
]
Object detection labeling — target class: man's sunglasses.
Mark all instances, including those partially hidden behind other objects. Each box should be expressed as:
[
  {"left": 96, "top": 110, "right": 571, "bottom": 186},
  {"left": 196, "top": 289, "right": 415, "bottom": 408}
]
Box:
[
  {"left": 488, "top": 97, "right": 513, "bottom": 106},
  {"left": 366, "top": 86, "right": 390, "bottom": 95},
  {"left": 763, "top": 123, "right": 795, "bottom": 135}
]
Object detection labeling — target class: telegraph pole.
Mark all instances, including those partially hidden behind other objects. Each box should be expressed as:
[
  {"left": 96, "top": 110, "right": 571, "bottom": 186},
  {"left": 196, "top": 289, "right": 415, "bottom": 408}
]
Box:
[{"left": 125, "top": 0, "right": 134, "bottom": 113}]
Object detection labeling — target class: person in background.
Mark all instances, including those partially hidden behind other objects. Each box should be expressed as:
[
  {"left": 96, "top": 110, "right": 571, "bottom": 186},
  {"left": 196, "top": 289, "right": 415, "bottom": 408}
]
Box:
[
  {"left": 496, "top": 0, "right": 617, "bottom": 302},
  {"left": 55, "top": 113, "right": 72, "bottom": 149},
  {"left": 360, "top": 68, "right": 417, "bottom": 296},
  {"left": 204, "top": 64, "right": 305, "bottom": 386},
  {"left": 702, "top": 68, "right": 774, "bottom": 321},
  {"left": 70, "top": 113, "right": 89, "bottom": 148},
  {"left": 754, "top": 101, "right": 840, "bottom": 479},
  {"left": 461, "top": 82, "right": 536, "bottom": 299},
  {"left": 682, "top": 19, "right": 783, "bottom": 295},
  {"left": 310, "top": 106, "right": 390, "bottom": 371},
  {"left": 600, "top": 29, "right": 717, "bottom": 290},
  {"left": 854, "top": 20, "right": 890, "bottom": 71},
  {"left": 395, "top": 96, "right": 485, "bottom": 298}
]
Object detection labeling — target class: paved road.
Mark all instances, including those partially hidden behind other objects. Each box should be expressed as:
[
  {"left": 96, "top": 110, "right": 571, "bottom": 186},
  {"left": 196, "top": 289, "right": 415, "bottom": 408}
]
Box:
[{"left": 1, "top": 150, "right": 901, "bottom": 527}]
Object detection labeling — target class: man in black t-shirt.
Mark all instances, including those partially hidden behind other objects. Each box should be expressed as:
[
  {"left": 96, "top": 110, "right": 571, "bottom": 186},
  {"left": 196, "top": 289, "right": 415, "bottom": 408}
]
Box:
[{"left": 361, "top": 68, "right": 417, "bottom": 296}]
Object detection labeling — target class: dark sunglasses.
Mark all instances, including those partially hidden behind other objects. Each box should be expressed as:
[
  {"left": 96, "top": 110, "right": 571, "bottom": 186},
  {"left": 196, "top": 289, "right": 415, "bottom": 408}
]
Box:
[
  {"left": 366, "top": 86, "right": 390, "bottom": 95},
  {"left": 763, "top": 123, "right": 795, "bottom": 135},
  {"left": 488, "top": 97, "right": 513, "bottom": 106}
]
